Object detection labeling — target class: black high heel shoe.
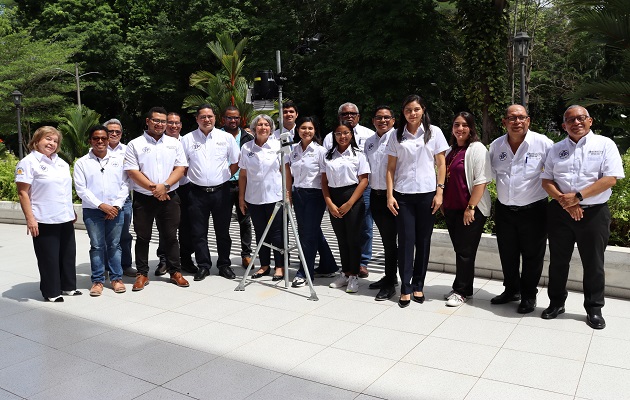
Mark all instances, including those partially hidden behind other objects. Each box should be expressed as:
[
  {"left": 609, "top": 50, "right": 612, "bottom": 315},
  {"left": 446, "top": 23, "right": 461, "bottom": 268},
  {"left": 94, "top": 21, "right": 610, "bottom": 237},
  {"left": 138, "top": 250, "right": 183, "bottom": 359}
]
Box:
[
  {"left": 412, "top": 293, "right": 425, "bottom": 304},
  {"left": 252, "top": 267, "right": 270, "bottom": 279},
  {"left": 398, "top": 297, "right": 411, "bottom": 308}
]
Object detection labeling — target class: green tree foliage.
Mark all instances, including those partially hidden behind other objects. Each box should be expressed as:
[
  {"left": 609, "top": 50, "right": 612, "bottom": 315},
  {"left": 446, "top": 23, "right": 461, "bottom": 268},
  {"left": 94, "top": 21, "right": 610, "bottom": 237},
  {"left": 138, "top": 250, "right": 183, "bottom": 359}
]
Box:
[
  {"left": 58, "top": 106, "right": 101, "bottom": 163},
  {"left": 608, "top": 148, "right": 630, "bottom": 246}
]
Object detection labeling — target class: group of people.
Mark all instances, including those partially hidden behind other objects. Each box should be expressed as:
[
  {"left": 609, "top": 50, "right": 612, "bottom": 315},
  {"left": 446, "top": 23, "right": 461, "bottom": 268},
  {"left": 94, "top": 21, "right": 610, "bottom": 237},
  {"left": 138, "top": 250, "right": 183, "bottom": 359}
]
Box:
[{"left": 15, "top": 96, "right": 624, "bottom": 330}]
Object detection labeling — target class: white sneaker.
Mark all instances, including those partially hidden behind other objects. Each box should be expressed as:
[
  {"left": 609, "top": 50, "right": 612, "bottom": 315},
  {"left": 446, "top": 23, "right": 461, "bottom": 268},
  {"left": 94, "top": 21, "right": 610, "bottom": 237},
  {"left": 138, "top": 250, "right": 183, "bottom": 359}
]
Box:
[
  {"left": 329, "top": 274, "right": 349, "bottom": 288},
  {"left": 446, "top": 292, "right": 466, "bottom": 307},
  {"left": 346, "top": 276, "right": 359, "bottom": 293},
  {"left": 444, "top": 290, "right": 455, "bottom": 300}
]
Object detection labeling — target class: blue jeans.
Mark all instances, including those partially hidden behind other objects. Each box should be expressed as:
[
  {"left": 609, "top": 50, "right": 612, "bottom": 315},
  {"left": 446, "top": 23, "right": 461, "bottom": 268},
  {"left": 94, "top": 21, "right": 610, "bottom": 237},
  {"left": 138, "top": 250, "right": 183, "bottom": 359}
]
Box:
[
  {"left": 120, "top": 196, "right": 133, "bottom": 268},
  {"left": 292, "top": 188, "right": 338, "bottom": 278},
  {"left": 83, "top": 208, "right": 124, "bottom": 282},
  {"left": 360, "top": 186, "right": 373, "bottom": 266}
]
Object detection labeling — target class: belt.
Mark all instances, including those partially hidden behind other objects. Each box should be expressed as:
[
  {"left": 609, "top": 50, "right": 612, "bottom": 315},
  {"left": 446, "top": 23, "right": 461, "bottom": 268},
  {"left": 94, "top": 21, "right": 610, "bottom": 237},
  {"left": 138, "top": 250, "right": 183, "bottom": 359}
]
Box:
[
  {"left": 581, "top": 203, "right": 605, "bottom": 209},
  {"left": 501, "top": 198, "right": 547, "bottom": 211},
  {"left": 372, "top": 189, "right": 387, "bottom": 196},
  {"left": 192, "top": 182, "right": 225, "bottom": 193}
]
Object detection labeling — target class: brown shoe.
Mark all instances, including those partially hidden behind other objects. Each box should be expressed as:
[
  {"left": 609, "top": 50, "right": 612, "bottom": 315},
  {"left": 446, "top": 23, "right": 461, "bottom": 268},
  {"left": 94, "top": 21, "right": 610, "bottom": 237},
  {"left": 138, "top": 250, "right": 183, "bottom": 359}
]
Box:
[
  {"left": 170, "top": 272, "right": 190, "bottom": 288},
  {"left": 359, "top": 266, "right": 369, "bottom": 278},
  {"left": 90, "top": 282, "right": 103, "bottom": 297},
  {"left": 242, "top": 257, "right": 252, "bottom": 268},
  {"left": 132, "top": 275, "right": 149, "bottom": 291},
  {"left": 111, "top": 279, "right": 126, "bottom": 294}
]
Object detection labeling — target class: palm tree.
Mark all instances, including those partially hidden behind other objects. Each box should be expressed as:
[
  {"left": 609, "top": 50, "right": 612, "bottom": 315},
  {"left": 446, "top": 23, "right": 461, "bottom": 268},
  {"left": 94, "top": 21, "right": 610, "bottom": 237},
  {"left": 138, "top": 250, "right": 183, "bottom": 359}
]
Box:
[{"left": 58, "top": 106, "right": 101, "bottom": 163}]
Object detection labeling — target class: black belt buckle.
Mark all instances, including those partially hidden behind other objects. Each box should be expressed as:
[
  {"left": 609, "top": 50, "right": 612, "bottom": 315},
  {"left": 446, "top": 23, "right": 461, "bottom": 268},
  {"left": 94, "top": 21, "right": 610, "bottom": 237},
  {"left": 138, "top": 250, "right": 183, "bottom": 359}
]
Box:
[{"left": 197, "top": 183, "right": 223, "bottom": 193}]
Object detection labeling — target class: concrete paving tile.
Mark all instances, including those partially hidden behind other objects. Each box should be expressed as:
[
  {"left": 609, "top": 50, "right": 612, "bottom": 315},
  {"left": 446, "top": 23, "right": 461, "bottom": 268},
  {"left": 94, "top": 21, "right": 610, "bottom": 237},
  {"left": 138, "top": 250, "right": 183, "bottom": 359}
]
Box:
[
  {"left": 0, "top": 388, "right": 21, "bottom": 400},
  {"left": 331, "top": 325, "right": 424, "bottom": 361},
  {"left": 273, "top": 314, "right": 361, "bottom": 346},
  {"left": 0, "top": 335, "right": 52, "bottom": 370},
  {"left": 503, "top": 324, "right": 592, "bottom": 361},
  {"left": 402, "top": 336, "right": 499, "bottom": 377},
  {"left": 125, "top": 311, "right": 210, "bottom": 341},
  {"left": 518, "top": 310, "right": 595, "bottom": 334},
  {"left": 365, "top": 361, "right": 478, "bottom": 400},
  {"left": 122, "top": 283, "right": 207, "bottom": 310},
  {"left": 366, "top": 306, "right": 449, "bottom": 336},
  {"left": 576, "top": 363, "right": 630, "bottom": 400},
  {"left": 592, "top": 314, "right": 630, "bottom": 341},
  {"left": 133, "top": 386, "right": 197, "bottom": 400},
  {"left": 246, "top": 375, "right": 358, "bottom": 400},
  {"left": 214, "top": 280, "right": 287, "bottom": 303},
  {"left": 453, "top": 298, "right": 526, "bottom": 322},
  {"left": 586, "top": 335, "right": 630, "bottom": 369},
  {"left": 176, "top": 321, "right": 262, "bottom": 355},
  {"left": 258, "top": 289, "right": 336, "bottom": 312},
  {"left": 432, "top": 315, "right": 517, "bottom": 347},
  {"left": 465, "top": 379, "right": 574, "bottom": 400},
  {"left": 482, "top": 348, "right": 582, "bottom": 395},
  {"left": 308, "top": 297, "right": 390, "bottom": 325},
  {"left": 76, "top": 300, "right": 165, "bottom": 327},
  {"left": 219, "top": 304, "right": 302, "bottom": 333},
  {"left": 18, "top": 314, "right": 112, "bottom": 349},
  {"left": 60, "top": 329, "right": 160, "bottom": 364},
  {"left": 172, "top": 296, "right": 254, "bottom": 321}
]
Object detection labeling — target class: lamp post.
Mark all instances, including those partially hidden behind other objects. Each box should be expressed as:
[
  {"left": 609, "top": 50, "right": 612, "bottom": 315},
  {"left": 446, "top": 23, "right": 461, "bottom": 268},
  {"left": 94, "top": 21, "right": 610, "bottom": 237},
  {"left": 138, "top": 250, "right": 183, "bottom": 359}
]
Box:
[
  {"left": 54, "top": 63, "right": 101, "bottom": 108},
  {"left": 514, "top": 31, "right": 531, "bottom": 108},
  {"left": 11, "top": 90, "right": 24, "bottom": 159}
]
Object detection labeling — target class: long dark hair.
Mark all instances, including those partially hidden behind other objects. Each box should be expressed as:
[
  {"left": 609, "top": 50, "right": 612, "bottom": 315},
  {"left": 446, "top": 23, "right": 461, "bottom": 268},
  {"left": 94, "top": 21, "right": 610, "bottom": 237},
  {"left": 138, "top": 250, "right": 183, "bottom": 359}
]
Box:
[
  {"left": 396, "top": 94, "right": 432, "bottom": 144},
  {"left": 449, "top": 112, "right": 479, "bottom": 147},
  {"left": 293, "top": 116, "right": 322, "bottom": 145},
  {"left": 325, "top": 121, "right": 359, "bottom": 160}
]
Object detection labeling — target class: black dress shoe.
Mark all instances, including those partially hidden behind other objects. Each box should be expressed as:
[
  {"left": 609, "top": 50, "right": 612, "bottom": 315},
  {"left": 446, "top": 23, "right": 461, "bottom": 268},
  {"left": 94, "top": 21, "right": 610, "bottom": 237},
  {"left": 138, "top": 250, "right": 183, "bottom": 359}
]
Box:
[
  {"left": 181, "top": 262, "right": 199, "bottom": 274},
  {"left": 218, "top": 266, "right": 236, "bottom": 280},
  {"left": 517, "top": 298, "right": 537, "bottom": 314},
  {"left": 194, "top": 268, "right": 210, "bottom": 281},
  {"left": 154, "top": 261, "right": 168, "bottom": 276},
  {"left": 252, "top": 267, "right": 270, "bottom": 279},
  {"left": 375, "top": 285, "right": 396, "bottom": 301},
  {"left": 491, "top": 291, "right": 521, "bottom": 304},
  {"left": 369, "top": 277, "right": 398, "bottom": 290},
  {"left": 412, "top": 294, "right": 425, "bottom": 304},
  {"left": 398, "top": 298, "right": 410, "bottom": 308},
  {"left": 586, "top": 312, "right": 606, "bottom": 330},
  {"left": 541, "top": 305, "right": 565, "bottom": 319},
  {"left": 272, "top": 275, "right": 284, "bottom": 282}
]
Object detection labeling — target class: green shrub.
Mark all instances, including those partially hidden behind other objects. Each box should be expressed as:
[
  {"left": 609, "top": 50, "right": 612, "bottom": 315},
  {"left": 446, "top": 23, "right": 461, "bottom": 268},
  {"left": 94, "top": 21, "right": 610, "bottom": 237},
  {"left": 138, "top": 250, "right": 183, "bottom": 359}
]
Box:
[
  {"left": 608, "top": 148, "right": 630, "bottom": 247},
  {"left": 0, "top": 155, "right": 18, "bottom": 202}
]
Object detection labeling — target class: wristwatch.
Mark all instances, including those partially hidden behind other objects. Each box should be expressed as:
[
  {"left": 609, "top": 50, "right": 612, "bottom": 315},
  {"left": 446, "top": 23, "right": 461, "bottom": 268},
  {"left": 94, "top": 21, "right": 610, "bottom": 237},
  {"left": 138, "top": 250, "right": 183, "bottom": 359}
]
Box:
[
  {"left": 467, "top": 204, "right": 476, "bottom": 210},
  {"left": 163, "top": 183, "right": 171, "bottom": 191},
  {"left": 575, "top": 192, "right": 583, "bottom": 201},
  {"left": 437, "top": 183, "right": 445, "bottom": 189}
]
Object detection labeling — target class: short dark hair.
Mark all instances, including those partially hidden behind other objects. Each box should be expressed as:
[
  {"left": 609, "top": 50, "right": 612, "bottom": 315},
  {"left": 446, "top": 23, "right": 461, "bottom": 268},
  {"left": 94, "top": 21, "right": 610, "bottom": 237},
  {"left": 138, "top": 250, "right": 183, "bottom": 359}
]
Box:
[
  {"left": 283, "top": 101, "right": 299, "bottom": 114},
  {"left": 88, "top": 125, "right": 109, "bottom": 140},
  {"left": 196, "top": 104, "right": 215, "bottom": 116},
  {"left": 146, "top": 106, "right": 167, "bottom": 119},
  {"left": 222, "top": 105, "right": 240, "bottom": 117},
  {"left": 167, "top": 112, "right": 180, "bottom": 118},
  {"left": 449, "top": 112, "right": 479, "bottom": 147},
  {"left": 373, "top": 105, "right": 394, "bottom": 117}
]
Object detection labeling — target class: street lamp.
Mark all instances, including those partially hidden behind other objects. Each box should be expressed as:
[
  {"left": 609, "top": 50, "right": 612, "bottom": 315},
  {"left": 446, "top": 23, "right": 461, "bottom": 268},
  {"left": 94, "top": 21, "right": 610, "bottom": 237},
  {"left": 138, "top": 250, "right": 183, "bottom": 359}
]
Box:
[
  {"left": 54, "top": 63, "right": 101, "bottom": 108},
  {"left": 11, "top": 90, "right": 24, "bottom": 159},
  {"left": 514, "top": 31, "right": 531, "bottom": 108}
]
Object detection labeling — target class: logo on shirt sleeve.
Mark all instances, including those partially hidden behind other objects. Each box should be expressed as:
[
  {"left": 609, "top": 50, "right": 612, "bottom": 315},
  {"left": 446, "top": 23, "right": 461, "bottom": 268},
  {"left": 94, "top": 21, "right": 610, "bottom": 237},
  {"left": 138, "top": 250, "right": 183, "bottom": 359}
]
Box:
[
  {"left": 15, "top": 167, "right": 24, "bottom": 176},
  {"left": 367, "top": 143, "right": 374, "bottom": 152},
  {"left": 499, "top": 151, "right": 507, "bottom": 161},
  {"left": 559, "top": 149, "right": 569, "bottom": 159}
]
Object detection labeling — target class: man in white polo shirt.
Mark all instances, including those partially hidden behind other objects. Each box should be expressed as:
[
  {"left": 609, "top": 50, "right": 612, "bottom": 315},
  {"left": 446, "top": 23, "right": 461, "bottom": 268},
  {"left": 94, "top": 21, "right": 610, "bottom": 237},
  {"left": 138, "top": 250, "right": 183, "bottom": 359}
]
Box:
[
  {"left": 489, "top": 105, "right": 553, "bottom": 314},
  {"left": 182, "top": 104, "right": 240, "bottom": 281},
  {"left": 540, "top": 105, "right": 624, "bottom": 330},
  {"left": 124, "top": 106, "right": 189, "bottom": 291}
]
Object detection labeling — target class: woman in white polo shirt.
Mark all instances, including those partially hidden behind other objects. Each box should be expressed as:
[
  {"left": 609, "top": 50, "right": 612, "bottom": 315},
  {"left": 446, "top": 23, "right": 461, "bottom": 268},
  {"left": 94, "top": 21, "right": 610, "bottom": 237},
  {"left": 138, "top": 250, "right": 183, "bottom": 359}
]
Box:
[
  {"left": 321, "top": 121, "right": 370, "bottom": 294},
  {"left": 15, "top": 126, "right": 80, "bottom": 302},
  {"left": 239, "top": 114, "right": 286, "bottom": 281},
  {"left": 386, "top": 95, "right": 448, "bottom": 308}
]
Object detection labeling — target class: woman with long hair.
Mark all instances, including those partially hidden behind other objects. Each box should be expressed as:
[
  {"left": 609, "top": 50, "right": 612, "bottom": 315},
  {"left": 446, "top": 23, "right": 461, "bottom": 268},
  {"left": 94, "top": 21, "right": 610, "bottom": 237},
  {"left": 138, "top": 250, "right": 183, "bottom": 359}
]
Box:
[
  {"left": 386, "top": 95, "right": 448, "bottom": 307},
  {"left": 443, "top": 112, "right": 492, "bottom": 307}
]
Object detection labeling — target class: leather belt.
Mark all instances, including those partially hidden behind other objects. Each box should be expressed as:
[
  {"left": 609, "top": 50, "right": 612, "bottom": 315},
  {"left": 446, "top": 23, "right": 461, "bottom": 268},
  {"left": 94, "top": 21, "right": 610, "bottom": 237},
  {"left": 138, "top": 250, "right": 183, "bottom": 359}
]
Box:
[
  {"left": 192, "top": 182, "right": 225, "bottom": 193},
  {"left": 501, "top": 198, "right": 547, "bottom": 211}
]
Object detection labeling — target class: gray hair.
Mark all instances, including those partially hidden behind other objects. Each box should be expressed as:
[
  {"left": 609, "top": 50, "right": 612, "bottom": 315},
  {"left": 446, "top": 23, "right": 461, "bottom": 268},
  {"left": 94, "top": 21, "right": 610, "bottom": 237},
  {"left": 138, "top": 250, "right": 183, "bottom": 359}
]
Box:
[
  {"left": 103, "top": 118, "right": 123, "bottom": 130},
  {"left": 563, "top": 105, "right": 590, "bottom": 121},
  {"left": 250, "top": 114, "right": 275, "bottom": 133},
  {"left": 337, "top": 102, "right": 359, "bottom": 115}
]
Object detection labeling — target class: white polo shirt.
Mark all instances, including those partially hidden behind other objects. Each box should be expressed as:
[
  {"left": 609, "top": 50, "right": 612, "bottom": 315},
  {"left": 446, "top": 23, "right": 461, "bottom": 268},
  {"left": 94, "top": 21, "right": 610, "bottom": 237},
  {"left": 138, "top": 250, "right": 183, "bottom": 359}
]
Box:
[
  {"left": 74, "top": 149, "right": 129, "bottom": 209},
  {"left": 385, "top": 124, "right": 449, "bottom": 194},
  {"left": 15, "top": 151, "right": 74, "bottom": 223},
  {"left": 364, "top": 128, "right": 395, "bottom": 190},
  {"left": 323, "top": 124, "right": 375, "bottom": 150},
  {"left": 289, "top": 141, "right": 326, "bottom": 189},
  {"left": 239, "top": 139, "right": 284, "bottom": 204},
  {"left": 182, "top": 128, "right": 239, "bottom": 187},
  {"left": 123, "top": 132, "right": 188, "bottom": 196},
  {"left": 541, "top": 131, "right": 624, "bottom": 205},
  {"left": 320, "top": 146, "right": 370, "bottom": 188},
  {"left": 109, "top": 142, "right": 127, "bottom": 156},
  {"left": 272, "top": 125, "right": 295, "bottom": 141},
  {"left": 490, "top": 130, "right": 553, "bottom": 206}
]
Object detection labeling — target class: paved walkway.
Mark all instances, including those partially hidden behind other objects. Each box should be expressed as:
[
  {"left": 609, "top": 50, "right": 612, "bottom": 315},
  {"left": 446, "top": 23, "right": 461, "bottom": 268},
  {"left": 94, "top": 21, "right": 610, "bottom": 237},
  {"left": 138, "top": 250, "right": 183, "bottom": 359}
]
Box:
[{"left": 1, "top": 222, "right": 629, "bottom": 400}]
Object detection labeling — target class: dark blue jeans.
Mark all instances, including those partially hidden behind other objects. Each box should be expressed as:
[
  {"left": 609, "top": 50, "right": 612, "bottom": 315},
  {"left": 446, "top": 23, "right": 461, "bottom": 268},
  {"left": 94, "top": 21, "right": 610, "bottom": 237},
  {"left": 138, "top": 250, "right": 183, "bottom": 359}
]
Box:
[
  {"left": 395, "top": 191, "right": 435, "bottom": 295},
  {"left": 120, "top": 196, "right": 133, "bottom": 268},
  {"left": 292, "top": 188, "right": 338, "bottom": 278},
  {"left": 83, "top": 208, "right": 124, "bottom": 282},
  {"left": 248, "top": 202, "right": 284, "bottom": 267},
  {"left": 360, "top": 186, "right": 373, "bottom": 267}
]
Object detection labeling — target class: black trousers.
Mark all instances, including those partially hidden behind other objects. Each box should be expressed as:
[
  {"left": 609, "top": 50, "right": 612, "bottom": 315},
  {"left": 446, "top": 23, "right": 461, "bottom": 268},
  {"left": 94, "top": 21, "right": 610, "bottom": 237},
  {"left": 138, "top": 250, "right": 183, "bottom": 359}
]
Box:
[
  {"left": 248, "top": 202, "right": 284, "bottom": 267},
  {"left": 188, "top": 183, "right": 232, "bottom": 270},
  {"left": 547, "top": 200, "right": 609, "bottom": 312},
  {"left": 329, "top": 185, "right": 365, "bottom": 275},
  {"left": 444, "top": 208, "right": 487, "bottom": 297},
  {"left": 495, "top": 199, "right": 547, "bottom": 299},
  {"left": 32, "top": 221, "right": 76, "bottom": 298},
  {"left": 370, "top": 189, "right": 398, "bottom": 283},
  {"left": 229, "top": 181, "right": 253, "bottom": 258},
  {"left": 395, "top": 191, "right": 435, "bottom": 295},
  {"left": 156, "top": 183, "right": 194, "bottom": 265},
  {"left": 133, "top": 191, "right": 181, "bottom": 276}
]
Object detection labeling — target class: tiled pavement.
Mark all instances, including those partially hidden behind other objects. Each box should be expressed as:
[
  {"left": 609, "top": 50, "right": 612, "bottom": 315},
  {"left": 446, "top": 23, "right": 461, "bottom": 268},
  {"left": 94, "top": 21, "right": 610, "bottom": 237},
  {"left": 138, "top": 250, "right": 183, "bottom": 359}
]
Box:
[{"left": 1, "top": 221, "right": 630, "bottom": 400}]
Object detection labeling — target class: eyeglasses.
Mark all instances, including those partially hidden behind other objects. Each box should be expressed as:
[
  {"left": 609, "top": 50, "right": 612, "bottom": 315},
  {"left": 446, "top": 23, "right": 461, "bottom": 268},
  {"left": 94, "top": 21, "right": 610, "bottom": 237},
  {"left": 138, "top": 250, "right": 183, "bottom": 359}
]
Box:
[
  {"left": 505, "top": 115, "right": 529, "bottom": 123},
  {"left": 198, "top": 115, "right": 215, "bottom": 120},
  {"left": 564, "top": 115, "right": 590, "bottom": 124},
  {"left": 91, "top": 137, "right": 108, "bottom": 142},
  {"left": 166, "top": 121, "right": 182, "bottom": 126},
  {"left": 150, "top": 118, "right": 167, "bottom": 125},
  {"left": 106, "top": 129, "right": 122, "bottom": 135},
  {"left": 340, "top": 112, "right": 358, "bottom": 117},
  {"left": 334, "top": 131, "right": 352, "bottom": 137},
  {"left": 224, "top": 116, "right": 240, "bottom": 120},
  {"left": 374, "top": 116, "right": 393, "bottom": 121}
]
